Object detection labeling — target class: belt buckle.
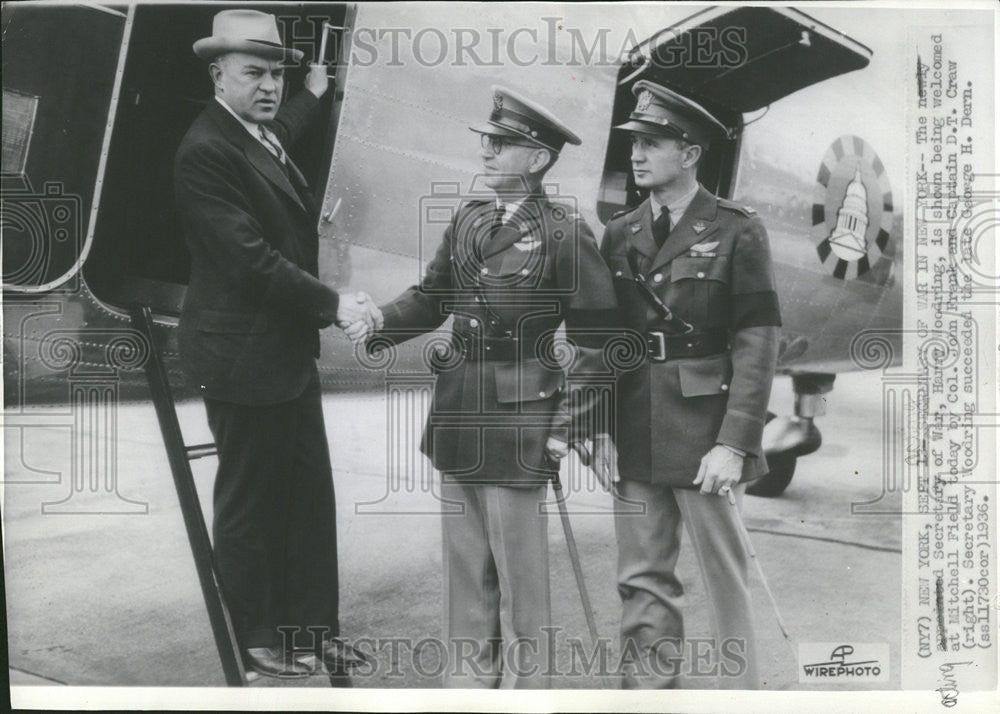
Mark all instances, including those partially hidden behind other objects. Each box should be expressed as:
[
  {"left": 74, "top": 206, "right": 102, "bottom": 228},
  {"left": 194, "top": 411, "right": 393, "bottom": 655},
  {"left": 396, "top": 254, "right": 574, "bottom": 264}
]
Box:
[{"left": 648, "top": 331, "right": 666, "bottom": 362}]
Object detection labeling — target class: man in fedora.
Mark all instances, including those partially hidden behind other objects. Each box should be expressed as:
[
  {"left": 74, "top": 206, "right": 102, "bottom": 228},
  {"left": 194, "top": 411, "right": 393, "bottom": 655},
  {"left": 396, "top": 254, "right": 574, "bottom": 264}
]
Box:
[
  {"left": 596, "top": 80, "right": 781, "bottom": 688},
  {"left": 174, "top": 9, "right": 371, "bottom": 679},
  {"left": 354, "top": 86, "right": 617, "bottom": 687}
]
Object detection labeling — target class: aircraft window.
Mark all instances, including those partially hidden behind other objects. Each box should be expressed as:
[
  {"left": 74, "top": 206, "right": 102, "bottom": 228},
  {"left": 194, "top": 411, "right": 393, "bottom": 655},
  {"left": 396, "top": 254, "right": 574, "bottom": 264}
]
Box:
[{"left": 2, "top": 89, "right": 39, "bottom": 175}]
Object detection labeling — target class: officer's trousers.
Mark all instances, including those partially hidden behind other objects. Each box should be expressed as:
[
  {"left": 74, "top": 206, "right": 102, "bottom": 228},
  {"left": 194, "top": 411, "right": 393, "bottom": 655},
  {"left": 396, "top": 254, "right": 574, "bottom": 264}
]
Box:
[
  {"left": 614, "top": 480, "right": 759, "bottom": 689},
  {"left": 440, "top": 480, "right": 551, "bottom": 688}
]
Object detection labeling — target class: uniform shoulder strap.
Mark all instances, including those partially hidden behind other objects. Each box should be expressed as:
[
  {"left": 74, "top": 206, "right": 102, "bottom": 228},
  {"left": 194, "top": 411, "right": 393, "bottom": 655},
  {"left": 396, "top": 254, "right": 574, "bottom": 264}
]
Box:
[{"left": 717, "top": 197, "right": 757, "bottom": 217}]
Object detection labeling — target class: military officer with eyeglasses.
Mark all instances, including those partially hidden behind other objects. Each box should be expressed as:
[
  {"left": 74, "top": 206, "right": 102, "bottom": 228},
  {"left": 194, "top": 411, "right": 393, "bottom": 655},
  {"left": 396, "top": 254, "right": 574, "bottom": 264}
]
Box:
[
  {"left": 360, "top": 86, "right": 617, "bottom": 688},
  {"left": 595, "top": 80, "right": 781, "bottom": 689}
]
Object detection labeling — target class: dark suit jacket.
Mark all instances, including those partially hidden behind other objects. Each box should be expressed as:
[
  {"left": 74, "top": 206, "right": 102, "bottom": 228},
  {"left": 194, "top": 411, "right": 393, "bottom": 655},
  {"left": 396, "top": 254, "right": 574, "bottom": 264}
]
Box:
[
  {"left": 174, "top": 92, "right": 339, "bottom": 405},
  {"left": 377, "top": 196, "right": 618, "bottom": 485},
  {"left": 600, "top": 187, "right": 781, "bottom": 487}
]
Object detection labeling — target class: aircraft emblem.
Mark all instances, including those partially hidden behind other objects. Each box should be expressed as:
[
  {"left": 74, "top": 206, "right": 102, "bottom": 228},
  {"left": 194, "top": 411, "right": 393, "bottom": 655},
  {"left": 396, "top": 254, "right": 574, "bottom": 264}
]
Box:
[
  {"left": 631, "top": 223, "right": 642, "bottom": 233},
  {"left": 812, "top": 135, "right": 894, "bottom": 282},
  {"left": 827, "top": 166, "right": 869, "bottom": 261},
  {"left": 636, "top": 90, "right": 653, "bottom": 113},
  {"left": 691, "top": 222, "right": 707, "bottom": 235}
]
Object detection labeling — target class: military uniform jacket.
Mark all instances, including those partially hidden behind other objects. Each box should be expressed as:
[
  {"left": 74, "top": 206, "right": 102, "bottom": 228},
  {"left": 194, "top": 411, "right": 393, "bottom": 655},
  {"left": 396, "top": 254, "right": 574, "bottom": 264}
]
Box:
[
  {"left": 600, "top": 186, "right": 781, "bottom": 487},
  {"left": 378, "top": 195, "right": 617, "bottom": 486},
  {"left": 175, "top": 92, "right": 339, "bottom": 405}
]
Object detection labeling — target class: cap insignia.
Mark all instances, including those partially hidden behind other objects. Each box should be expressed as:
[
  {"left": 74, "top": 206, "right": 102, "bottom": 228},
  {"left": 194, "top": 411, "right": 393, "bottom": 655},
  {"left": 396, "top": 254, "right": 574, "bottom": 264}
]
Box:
[
  {"left": 636, "top": 90, "right": 653, "bottom": 113},
  {"left": 493, "top": 92, "right": 503, "bottom": 112}
]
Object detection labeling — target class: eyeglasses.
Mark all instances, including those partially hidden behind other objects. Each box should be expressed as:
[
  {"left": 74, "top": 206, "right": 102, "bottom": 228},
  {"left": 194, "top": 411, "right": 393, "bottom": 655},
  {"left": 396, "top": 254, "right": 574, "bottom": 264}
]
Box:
[{"left": 480, "top": 134, "right": 535, "bottom": 155}]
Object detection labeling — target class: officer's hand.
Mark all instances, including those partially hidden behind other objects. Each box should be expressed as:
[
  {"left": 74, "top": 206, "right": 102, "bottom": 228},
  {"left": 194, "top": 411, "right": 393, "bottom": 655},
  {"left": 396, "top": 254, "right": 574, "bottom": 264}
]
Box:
[
  {"left": 337, "top": 292, "right": 371, "bottom": 329},
  {"left": 344, "top": 319, "right": 370, "bottom": 345},
  {"left": 591, "top": 433, "right": 619, "bottom": 492},
  {"left": 362, "top": 293, "right": 384, "bottom": 332},
  {"left": 693, "top": 444, "right": 744, "bottom": 495},
  {"left": 544, "top": 436, "right": 570, "bottom": 464},
  {"left": 305, "top": 62, "right": 330, "bottom": 98}
]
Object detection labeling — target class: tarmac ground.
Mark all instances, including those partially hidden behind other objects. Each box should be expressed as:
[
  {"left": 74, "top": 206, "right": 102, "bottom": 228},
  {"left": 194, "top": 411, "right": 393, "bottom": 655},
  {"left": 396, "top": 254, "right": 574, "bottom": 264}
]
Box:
[{"left": 3, "top": 371, "right": 902, "bottom": 690}]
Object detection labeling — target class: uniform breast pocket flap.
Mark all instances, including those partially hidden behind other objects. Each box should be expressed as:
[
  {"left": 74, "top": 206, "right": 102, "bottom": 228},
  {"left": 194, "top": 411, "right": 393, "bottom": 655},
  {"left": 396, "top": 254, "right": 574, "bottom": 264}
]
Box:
[
  {"left": 670, "top": 255, "right": 730, "bottom": 283},
  {"left": 496, "top": 242, "right": 547, "bottom": 278},
  {"left": 607, "top": 254, "right": 633, "bottom": 280},
  {"left": 678, "top": 354, "right": 733, "bottom": 397},
  {"left": 494, "top": 359, "right": 564, "bottom": 403}
]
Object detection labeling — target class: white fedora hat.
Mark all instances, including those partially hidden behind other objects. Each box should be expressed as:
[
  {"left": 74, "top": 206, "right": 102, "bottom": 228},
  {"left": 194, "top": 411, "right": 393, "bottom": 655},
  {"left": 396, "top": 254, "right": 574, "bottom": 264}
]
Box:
[{"left": 193, "top": 9, "right": 304, "bottom": 62}]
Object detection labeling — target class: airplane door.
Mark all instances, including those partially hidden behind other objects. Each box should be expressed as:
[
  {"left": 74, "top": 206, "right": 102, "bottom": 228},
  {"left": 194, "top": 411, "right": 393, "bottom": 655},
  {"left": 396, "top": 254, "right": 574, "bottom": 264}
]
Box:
[
  {"left": 1, "top": 3, "right": 129, "bottom": 293},
  {"left": 313, "top": 4, "right": 358, "bottom": 289},
  {"left": 598, "top": 6, "right": 872, "bottom": 221}
]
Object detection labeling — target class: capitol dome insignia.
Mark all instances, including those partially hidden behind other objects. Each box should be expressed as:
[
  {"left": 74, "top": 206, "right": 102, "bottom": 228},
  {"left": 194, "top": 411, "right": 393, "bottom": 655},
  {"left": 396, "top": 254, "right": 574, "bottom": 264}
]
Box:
[{"left": 811, "top": 135, "right": 894, "bottom": 281}]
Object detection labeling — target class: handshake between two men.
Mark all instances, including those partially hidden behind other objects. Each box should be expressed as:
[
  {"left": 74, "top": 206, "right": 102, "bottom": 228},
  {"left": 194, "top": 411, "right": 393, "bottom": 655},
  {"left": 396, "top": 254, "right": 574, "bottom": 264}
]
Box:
[{"left": 336, "top": 292, "right": 383, "bottom": 344}]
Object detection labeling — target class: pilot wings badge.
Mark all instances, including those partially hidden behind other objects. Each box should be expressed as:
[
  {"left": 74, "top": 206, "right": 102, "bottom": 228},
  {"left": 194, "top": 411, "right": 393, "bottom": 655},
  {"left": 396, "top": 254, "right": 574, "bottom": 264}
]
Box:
[
  {"left": 514, "top": 236, "right": 542, "bottom": 252},
  {"left": 690, "top": 241, "right": 719, "bottom": 253}
]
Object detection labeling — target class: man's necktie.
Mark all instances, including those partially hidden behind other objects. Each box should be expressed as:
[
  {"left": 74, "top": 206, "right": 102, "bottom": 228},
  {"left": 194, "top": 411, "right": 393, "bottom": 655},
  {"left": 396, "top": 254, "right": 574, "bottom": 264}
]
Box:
[
  {"left": 653, "top": 205, "right": 671, "bottom": 250},
  {"left": 490, "top": 203, "right": 506, "bottom": 237},
  {"left": 258, "top": 125, "right": 285, "bottom": 164}
]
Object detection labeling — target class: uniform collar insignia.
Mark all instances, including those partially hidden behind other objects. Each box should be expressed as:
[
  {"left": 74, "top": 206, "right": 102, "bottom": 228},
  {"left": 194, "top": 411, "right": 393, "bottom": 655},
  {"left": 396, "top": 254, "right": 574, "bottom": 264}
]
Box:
[
  {"left": 630, "top": 223, "right": 643, "bottom": 233},
  {"left": 692, "top": 221, "right": 706, "bottom": 234}
]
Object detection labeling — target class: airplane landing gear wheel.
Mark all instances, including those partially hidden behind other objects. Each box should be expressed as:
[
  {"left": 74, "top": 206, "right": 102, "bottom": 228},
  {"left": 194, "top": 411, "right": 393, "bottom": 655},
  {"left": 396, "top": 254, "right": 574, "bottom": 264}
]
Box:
[{"left": 747, "top": 450, "right": 797, "bottom": 497}]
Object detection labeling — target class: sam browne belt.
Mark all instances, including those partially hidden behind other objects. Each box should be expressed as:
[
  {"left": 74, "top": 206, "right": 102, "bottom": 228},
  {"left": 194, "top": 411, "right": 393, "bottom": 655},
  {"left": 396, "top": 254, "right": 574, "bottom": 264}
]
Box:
[{"left": 646, "top": 329, "right": 728, "bottom": 362}]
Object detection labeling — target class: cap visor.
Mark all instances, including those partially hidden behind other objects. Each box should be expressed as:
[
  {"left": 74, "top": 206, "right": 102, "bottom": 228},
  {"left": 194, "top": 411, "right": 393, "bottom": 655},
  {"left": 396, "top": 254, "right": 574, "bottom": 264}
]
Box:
[
  {"left": 468, "top": 121, "right": 525, "bottom": 139},
  {"left": 612, "top": 119, "right": 679, "bottom": 136}
]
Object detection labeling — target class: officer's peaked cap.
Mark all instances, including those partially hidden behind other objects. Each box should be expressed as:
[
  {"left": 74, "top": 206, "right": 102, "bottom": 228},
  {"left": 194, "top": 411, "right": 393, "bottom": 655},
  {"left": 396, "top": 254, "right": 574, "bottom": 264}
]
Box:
[
  {"left": 469, "top": 85, "right": 582, "bottom": 154},
  {"left": 614, "top": 80, "right": 730, "bottom": 147}
]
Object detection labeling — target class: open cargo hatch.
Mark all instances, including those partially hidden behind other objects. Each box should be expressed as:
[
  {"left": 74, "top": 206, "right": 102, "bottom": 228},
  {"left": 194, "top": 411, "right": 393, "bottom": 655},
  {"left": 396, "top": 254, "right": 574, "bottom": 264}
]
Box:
[{"left": 598, "top": 6, "right": 872, "bottom": 222}]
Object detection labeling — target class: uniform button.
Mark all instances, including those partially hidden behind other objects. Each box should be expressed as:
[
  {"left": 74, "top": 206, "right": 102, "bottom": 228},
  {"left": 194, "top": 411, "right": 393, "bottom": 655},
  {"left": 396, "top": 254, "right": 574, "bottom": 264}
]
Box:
[
  {"left": 474, "top": 296, "right": 481, "bottom": 302},
  {"left": 721, "top": 384, "right": 729, "bottom": 391},
  {"left": 686, "top": 343, "right": 693, "bottom": 348},
  {"left": 521, "top": 268, "right": 529, "bottom": 276},
  {"left": 469, "top": 318, "right": 479, "bottom": 327},
  {"left": 538, "top": 391, "right": 546, "bottom": 397},
  {"left": 615, "top": 270, "right": 623, "bottom": 277},
  {"left": 653, "top": 273, "right": 663, "bottom": 283},
  {"left": 697, "top": 271, "right": 705, "bottom": 279},
  {"left": 480, "top": 267, "right": 489, "bottom": 275}
]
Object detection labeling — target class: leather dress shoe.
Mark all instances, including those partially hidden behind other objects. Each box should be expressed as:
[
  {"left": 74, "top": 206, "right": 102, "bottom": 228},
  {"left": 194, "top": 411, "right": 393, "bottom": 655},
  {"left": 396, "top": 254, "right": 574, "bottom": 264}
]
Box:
[
  {"left": 244, "top": 646, "right": 313, "bottom": 678},
  {"left": 321, "top": 638, "right": 370, "bottom": 672}
]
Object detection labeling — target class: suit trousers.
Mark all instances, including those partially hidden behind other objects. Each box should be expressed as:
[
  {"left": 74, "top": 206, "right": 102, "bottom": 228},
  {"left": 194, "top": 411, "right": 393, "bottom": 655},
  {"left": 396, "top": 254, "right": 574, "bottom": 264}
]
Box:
[
  {"left": 440, "top": 480, "right": 551, "bottom": 688},
  {"left": 614, "top": 480, "right": 759, "bottom": 689},
  {"left": 205, "top": 368, "right": 340, "bottom": 650}
]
